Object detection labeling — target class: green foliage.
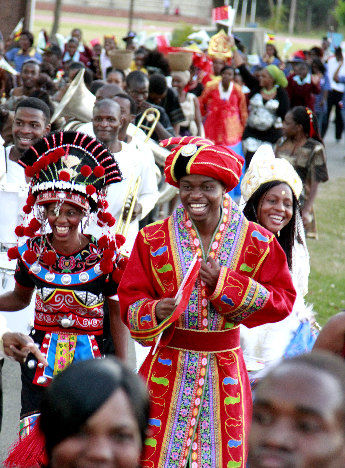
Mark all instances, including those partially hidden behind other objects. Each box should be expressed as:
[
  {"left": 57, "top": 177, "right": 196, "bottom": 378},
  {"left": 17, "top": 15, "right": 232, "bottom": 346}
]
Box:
[
  {"left": 170, "top": 24, "right": 195, "bottom": 47},
  {"left": 265, "top": 4, "right": 288, "bottom": 32},
  {"left": 334, "top": 0, "right": 345, "bottom": 27}
]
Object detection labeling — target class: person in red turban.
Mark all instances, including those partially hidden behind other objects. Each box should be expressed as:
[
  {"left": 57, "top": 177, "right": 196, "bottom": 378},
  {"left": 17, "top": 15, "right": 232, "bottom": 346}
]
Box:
[{"left": 118, "top": 136, "right": 296, "bottom": 467}]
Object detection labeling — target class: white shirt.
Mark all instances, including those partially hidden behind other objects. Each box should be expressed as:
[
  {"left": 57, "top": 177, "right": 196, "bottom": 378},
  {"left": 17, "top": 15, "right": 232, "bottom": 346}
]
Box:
[
  {"left": 0, "top": 145, "right": 28, "bottom": 246},
  {"left": 327, "top": 56, "right": 345, "bottom": 92},
  {"left": 86, "top": 141, "right": 158, "bottom": 253}
]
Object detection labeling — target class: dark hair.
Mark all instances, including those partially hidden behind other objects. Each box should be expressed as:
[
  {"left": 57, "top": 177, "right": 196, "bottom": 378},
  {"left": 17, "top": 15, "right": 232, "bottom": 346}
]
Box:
[
  {"left": 310, "top": 46, "right": 323, "bottom": 59},
  {"left": 220, "top": 65, "right": 235, "bottom": 75},
  {"left": 20, "top": 30, "right": 34, "bottom": 47},
  {"left": 90, "top": 79, "right": 106, "bottom": 95},
  {"left": 266, "top": 43, "right": 280, "bottom": 60},
  {"left": 22, "top": 59, "right": 40, "bottom": 71},
  {"left": 126, "top": 70, "right": 149, "bottom": 89},
  {"left": 40, "top": 358, "right": 150, "bottom": 457},
  {"left": 144, "top": 50, "right": 170, "bottom": 76},
  {"left": 311, "top": 58, "right": 326, "bottom": 75},
  {"left": 105, "top": 67, "right": 126, "bottom": 81},
  {"left": 243, "top": 180, "right": 298, "bottom": 269},
  {"left": 114, "top": 92, "right": 137, "bottom": 114},
  {"left": 260, "top": 351, "right": 345, "bottom": 425},
  {"left": 290, "top": 106, "right": 323, "bottom": 144},
  {"left": 68, "top": 61, "right": 84, "bottom": 72},
  {"left": 67, "top": 37, "right": 79, "bottom": 46},
  {"left": 43, "top": 44, "right": 63, "bottom": 59},
  {"left": 15, "top": 97, "right": 51, "bottom": 122},
  {"left": 149, "top": 73, "right": 167, "bottom": 95}
]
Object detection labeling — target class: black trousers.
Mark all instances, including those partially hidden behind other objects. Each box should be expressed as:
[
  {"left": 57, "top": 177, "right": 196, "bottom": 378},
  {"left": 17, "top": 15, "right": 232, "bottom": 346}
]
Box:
[
  {"left": 321, "top": 89, "right": 344, "bottom": 140},
  {"left": 0, "top": 358, "right": 4, "bottom": 432}
]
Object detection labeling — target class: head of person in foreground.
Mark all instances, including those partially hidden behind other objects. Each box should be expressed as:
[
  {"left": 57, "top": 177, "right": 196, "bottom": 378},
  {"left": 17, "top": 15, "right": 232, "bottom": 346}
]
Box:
[
  {"left": 40, "top": 357, "right": 150, "bottom": 468},
  {"left": 248, "top": 351, "right": 345, "bottom": 468}
]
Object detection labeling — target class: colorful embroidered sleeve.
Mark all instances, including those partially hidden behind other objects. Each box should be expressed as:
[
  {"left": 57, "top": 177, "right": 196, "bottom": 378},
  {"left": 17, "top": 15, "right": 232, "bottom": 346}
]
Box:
[
  {"left": 209, "top": 235, "right": 296, "bottom": 327},
  {"left": 118, "top": 231, "right": 173, "bottom": 346}
]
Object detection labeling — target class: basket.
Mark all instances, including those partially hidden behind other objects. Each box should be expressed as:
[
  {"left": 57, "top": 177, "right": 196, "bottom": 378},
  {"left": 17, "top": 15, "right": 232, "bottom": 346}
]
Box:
[
  {"left": 108, "top": 49, "right": 134, "bottom": 70},
  {"left": 167, "top": 52, "right": 193, "bottom": 71}
]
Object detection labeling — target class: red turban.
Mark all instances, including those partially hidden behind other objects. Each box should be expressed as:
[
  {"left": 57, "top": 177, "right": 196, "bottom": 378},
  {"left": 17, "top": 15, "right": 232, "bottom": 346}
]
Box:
[{"left": 161, "top": 136, "right": 244, "bottom": 192}]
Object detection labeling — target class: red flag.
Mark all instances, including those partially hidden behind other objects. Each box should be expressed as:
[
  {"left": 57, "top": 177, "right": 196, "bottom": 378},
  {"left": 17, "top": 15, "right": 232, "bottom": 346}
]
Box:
[{"left": 212, "top": 6, "right": 229, "bottom": 22}]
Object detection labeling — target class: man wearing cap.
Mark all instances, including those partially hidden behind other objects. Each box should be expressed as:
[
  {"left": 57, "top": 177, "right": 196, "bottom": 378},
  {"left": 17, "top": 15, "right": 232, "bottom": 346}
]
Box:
[{"left": 118, "top": 137, "right": 296, "bottom": 467}]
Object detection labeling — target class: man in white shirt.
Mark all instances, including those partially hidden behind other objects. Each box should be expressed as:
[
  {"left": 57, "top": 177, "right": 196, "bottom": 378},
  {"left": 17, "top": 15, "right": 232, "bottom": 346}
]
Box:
[{"left": 87, "top": 99, "right": 158, "bottom": 368}]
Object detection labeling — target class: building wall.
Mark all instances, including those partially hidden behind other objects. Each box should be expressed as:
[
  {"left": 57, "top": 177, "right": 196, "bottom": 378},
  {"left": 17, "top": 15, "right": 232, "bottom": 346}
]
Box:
[{"left": 37, "top": 0, "right": 212, "bottom": 21}]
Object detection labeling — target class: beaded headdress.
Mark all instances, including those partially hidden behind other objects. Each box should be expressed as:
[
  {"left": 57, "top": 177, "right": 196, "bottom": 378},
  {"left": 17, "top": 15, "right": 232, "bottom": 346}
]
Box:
[
  {"left": 241, "top": 144, "right": 303, "bottom": 202},
  {"left": 161, "top": 136, "right": 244, "bottom": 192},
  {"left": 7, "top": 131, "right": 126, "bottom": 276}
]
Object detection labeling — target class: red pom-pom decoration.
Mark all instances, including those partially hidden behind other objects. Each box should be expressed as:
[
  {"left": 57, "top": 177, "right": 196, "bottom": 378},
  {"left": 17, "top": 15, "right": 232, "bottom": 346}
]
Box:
[
  {"left": 15, "top": 225, "right": 25, "bottom": 237},
  {"left": 107, "top": 216, "right": 116, "bottom": 227},
  {"left": 93, "top": 166, "right": 105, "bottom": 178},
  {"left": 7, "top": 246, "right": 20, "bottom": 260},
  {"left": 100, "top": 259, "right": 114, "bottom": 274},
  {"left": 97, "top": 220, "right": 104, "bottom": 227},
  {"left": 42, "top": 250, "right": 57, "bottom": 266},
  {"left": 112, "top": 269, "right": 123, "bottom": 283},
  {"left": 59, "top": 170, "right": 71, "bottom": 182},
  {"left": 86, "top": 184, "right": 96, "bottom": 195},
  {"left": 108, "top": 240, "right": 116, "bottom": 250},
  {"left": 81, "top": 165, "right": 92, "bottom": 177},
  {"left": 98, "top": 235, "right": 109, "bottom": 249},
  {"left": 24, "top": 227, "right": 36, "bottom": 238},
  {"left": 103, "top": 249, "right": 114, "bottom": 260},
  {"left": 29, "top": 218, "right": 42, "bottom": 232},
  {"left": 23, "top": 205, "right": 32, "bottom": 214},
  {"left": 26, "top": 194, "right": 36, "bottom": 206},
  {"left": 103, "top": 212, "right": 113, "bottom": 223},
  {"left": 97, "top": 211, "right": 105, "bottom": 221},
  {"left": 118, "top": 257, "right": 129, "bottom": 270},
  {"left": 115, "top": 234, "right": 126, "bottom": 248},
  {"left": 97, "top": 199, "right": 109, "bottom": 209},
  {"left": 25, "top": 166, "right": 35, "bottom": 178},
  {"left": 49, "top": 147, "right": 65, "bottom": 163},
  {"left": 23, "top": 249, "right": 37, "bottom": 264}
]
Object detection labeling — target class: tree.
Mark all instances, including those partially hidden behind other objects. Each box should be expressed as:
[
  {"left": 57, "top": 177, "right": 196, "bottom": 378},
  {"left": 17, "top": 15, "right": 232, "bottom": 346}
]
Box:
[{"left": 51, "top": 0, "right": 63, "bottom": 39}]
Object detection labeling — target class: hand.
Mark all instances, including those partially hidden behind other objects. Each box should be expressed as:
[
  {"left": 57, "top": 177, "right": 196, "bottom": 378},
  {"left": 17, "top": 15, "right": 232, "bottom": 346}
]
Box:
[
  {"left": 123, "top": 200, "right": 142, "bottom": 222},
  {"left": 199, "top": 256, "right": 221, "bottom": 292},
  {"left": 228, "top": 35, "right": 235, "bottom": 48},
  {"left": 2, "top": 332, "right": 48, "bottom": 366},
  {"left": 311, "top": 74, "right": 321, "bottom": 85},
  {"left": 155, "top": 298, "right": 176, "bottom": 322}
]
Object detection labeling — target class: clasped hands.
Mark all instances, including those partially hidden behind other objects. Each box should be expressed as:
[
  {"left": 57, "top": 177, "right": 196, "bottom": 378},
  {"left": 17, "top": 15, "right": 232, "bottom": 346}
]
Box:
[{"left": 155, "top": 256, "right": 220, "bottom": 322}]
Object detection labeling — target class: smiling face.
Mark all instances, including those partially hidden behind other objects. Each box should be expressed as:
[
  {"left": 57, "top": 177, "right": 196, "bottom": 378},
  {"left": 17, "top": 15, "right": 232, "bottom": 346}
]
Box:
[
  {"left": 12, "top": 107, "right": 50, "bottom": 154},
  {"left": 93, "top": 101, "right": 121, "bottom": 145},
  {"left": 179, "top": 174, "right": 226, "bottom": 228},
  {"left": 257, "top": 183, "right": 293, "bottom": 235},
  {"left": 46, "top": 202, "right": 84, "bottom": 244},
  {"left": 249, "top": 364, "right": 345, "bottom": 468},
  {"left": 51, "top": 389, "right": 142, "bottom": 468}
]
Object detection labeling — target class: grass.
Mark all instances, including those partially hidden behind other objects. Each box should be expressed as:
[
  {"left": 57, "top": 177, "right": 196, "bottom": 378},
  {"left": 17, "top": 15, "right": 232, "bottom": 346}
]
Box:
[{"left": 306, "top": 178, "right": 345, "bottom": 325}]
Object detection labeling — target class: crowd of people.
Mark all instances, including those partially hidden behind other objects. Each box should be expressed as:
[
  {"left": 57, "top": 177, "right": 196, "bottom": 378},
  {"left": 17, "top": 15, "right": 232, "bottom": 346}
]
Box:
[{"left": 0, "top": 23, "right": 342, "bottom": 467}]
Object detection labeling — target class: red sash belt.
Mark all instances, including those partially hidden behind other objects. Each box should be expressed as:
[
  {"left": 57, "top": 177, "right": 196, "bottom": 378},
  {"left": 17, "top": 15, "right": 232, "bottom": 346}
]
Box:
[{"left": 167, "top": 327, "right": 240, "bottom": 352}]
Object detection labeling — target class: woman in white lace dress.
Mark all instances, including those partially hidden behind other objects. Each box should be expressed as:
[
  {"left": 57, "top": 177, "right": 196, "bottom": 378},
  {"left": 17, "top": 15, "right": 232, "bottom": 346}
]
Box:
[{"left": 240, "top": 145, "right": 317, "bottom": 381}]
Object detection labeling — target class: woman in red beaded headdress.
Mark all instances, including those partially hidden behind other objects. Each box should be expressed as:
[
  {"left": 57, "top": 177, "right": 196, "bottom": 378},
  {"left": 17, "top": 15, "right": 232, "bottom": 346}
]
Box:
[
  {"left": 118, "top": 136, "right": 296, "bottom": 468},
  {"left": 2, "top": 131, "right": 128, "bottom": 467}
]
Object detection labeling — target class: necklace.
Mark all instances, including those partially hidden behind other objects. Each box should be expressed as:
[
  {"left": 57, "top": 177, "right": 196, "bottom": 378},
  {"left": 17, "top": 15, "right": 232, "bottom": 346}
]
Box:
[{"left": 261, "top": 87, "right": 276, "bottom": 95}]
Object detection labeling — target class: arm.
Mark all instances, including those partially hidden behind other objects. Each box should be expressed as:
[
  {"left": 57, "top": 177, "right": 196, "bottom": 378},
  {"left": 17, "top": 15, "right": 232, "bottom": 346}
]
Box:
[
  {"left": 276, "top": 87, "right": 290, "bottom": 120},
  {"left": 118, "top": 230, "right": 175, "bottom": 346},
  {"left": 193, "top": 95, "right": 203, "bottom": 136},
  {"left": 208, "top": 235, "right": 296, "bottom": 328},
  {"left": 333, "top": 59, "right": 344, "bottom": 83},
  {"left": 0, "top": 282, "right": 34, "bottom": 311},
  {"left": 108, "top": 298, "right": 129, "bottom": 361}
]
